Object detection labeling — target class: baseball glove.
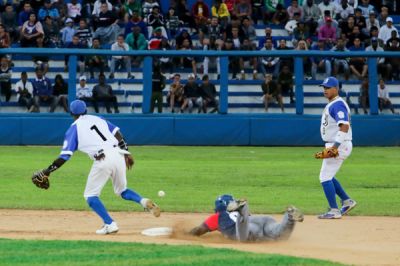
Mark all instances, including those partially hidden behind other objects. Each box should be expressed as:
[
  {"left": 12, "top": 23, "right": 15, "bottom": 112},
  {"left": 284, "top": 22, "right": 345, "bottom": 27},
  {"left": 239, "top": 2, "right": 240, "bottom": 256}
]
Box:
[
  {"left": 32, "top": 170, "right": 50, "bottom": 189},
  {"left": 315, "top": 147, "right": 339, "bottom": 159}
]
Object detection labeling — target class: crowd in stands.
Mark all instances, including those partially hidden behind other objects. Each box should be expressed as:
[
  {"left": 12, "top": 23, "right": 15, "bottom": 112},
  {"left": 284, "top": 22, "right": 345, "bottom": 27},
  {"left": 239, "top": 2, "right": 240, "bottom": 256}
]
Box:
[{"left": 0, "top": 0, "right": 399, "bottom": 113}]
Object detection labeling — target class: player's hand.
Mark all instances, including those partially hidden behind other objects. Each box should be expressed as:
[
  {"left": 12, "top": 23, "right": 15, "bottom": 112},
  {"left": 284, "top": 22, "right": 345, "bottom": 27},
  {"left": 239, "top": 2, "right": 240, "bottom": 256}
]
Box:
[
  {"left": 315, "top": 147, "right": 339, "bottom": 159},
  {"left": 124, "top": 154, "right": 134, "bottom": 170}
]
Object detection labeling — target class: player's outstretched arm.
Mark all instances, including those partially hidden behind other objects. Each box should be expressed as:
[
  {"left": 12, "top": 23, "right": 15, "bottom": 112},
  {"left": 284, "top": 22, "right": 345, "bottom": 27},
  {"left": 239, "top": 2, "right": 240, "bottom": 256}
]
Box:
[
  {"left": 189, "top": 224, "right": 210, "bottom": 236},
  {"left": 32, "top": 158, "right": 67, "bottom": 189},
  {"left": 114, "top": 130, "right": 134, "bottom": 170}
]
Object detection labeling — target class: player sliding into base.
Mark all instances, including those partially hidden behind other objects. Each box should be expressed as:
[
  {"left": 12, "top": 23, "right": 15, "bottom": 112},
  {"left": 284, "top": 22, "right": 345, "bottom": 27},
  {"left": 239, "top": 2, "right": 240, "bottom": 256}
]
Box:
[
  {"left": 31, "top": 100, "right": 160, "bottom": 234},
  {"left": 190, "top": 195, "right": 304, "bottom": 241},
  {"left": 315, "top": 77, "right": 357, "bottom": 219}
]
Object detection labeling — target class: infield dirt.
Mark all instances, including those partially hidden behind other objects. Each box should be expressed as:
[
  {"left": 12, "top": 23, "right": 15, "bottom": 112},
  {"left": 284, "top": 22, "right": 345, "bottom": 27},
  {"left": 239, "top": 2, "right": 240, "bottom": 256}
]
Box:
[{"left": 0, "top": 209, "right": 399, "bottom": 266}]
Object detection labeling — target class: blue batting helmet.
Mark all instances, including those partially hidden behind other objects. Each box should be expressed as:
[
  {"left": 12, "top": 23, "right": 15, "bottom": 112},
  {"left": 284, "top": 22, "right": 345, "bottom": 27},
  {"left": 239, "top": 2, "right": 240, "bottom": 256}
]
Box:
[
  {"left": 215, "top": 194, "right": 234, "bottom": 212},
  {"left": 70, "top": 100, "right": 87, "bottom": 115}
]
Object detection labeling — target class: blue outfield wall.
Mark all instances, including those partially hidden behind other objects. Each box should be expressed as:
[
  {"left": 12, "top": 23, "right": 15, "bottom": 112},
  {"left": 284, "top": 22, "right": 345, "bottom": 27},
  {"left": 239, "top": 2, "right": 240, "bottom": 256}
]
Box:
[{"left": 0, "top": 114, "right": 399, "bottom": 146}]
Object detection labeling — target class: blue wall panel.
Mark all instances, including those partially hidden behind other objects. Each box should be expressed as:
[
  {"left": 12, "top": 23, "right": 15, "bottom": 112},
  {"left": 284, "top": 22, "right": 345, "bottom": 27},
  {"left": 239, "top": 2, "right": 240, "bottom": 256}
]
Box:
[
  {"left": 20, "top": 117, "right": 70, "bottom": 145},
  {"left": 0, "top": 118, "right": 21, "bottom": 145},
  {"left": 174, "top": 116, "right": 250, "bottom": 145}
]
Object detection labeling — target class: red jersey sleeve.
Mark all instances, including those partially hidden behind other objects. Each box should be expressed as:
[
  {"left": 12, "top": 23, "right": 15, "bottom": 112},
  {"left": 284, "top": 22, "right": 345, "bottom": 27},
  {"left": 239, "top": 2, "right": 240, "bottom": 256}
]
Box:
[{"left": 203, "top": 213, "right": 219, "bottom": 231}]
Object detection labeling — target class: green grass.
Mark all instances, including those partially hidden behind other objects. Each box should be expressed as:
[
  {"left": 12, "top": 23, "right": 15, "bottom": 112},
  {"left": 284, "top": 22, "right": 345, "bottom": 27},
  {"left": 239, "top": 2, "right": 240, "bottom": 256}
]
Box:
[
  {"left": 0, "top": 146, "right": 399, "bottom": 216},
  {"left": 0, "top": 239, "right": 343, "bottom": 266}
]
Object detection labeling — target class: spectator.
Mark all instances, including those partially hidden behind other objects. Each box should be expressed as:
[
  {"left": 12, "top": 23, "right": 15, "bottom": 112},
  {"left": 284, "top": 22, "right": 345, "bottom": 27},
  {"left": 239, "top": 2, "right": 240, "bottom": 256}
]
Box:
[
  {"left": 33, "top": 36, "right": 50, "bottom": 75},
  {"left": 167, "top": 73, "right": 185, "bottom": 113},
  {"left": 181, "top": 74, "right": 202, "bottom": 113},
  {"left": 224, "top": 16, "right": 245, "bottom": 41},
  {"left": 287, "top": 0, "right": 302, "bottom": 20},
  {"left": 43, "top": 15, "right": 60, "bottom": 47},
  {"left": 302, "top": 0, "right": 320, "bottom": 36},
  {"left": 92, "top": 2, "right": 119, "bottom": 45},
  {"left": 366, "top": 37, "right": 392, "bottom": 80},
  {"left": 52, "top": 74, "right": 69, "bottom": 112},
  {"left": 311, "top": 39, "right": 332, "bottom": 79},
  {"left": 276, "top": 39, "right": 293, "bottom": 71},
  {"left": 0, "top": 57, "right": 12, "bottom": 102},
  {"left": 109, "top": 35, "right": 133, "bottom": 79},
  {"left": 166, "top": 7, "right": 182, "bottom": 39},
  {"left": 20, "top": 13, "right": 44, "bottom": 47},
  {"left": 76, "top": 75, "right": 93, "bottom": 104},
  {"left": 230, "top": 27, "right": 242, "bottom": 50},
  {"left": 366, "top": 10, "right": 380, "bottom": 33},
  {"left": 222, "top": 38, "right": 241, "bottom": 80},
  {"left": 260, "top": 38, "right": 280, "bottom": 78},
  {"left": 125, "top": 26, "right": 147, "bottom": 67},
  {"left": 147, "top": 5, "right": 167, "bottom": 38},
  {"left": 378, "top": 17, "right": 399, "bottom": 44},
  {"left": 348, "top": 38, "right": 367, "bottom": 79},
  {"left": 241, "top": 16, "right": 257, "bottom": 44},
  {"left": 64, "top": 35, "right": 86, "bottom": 75},
  {"left": 347, "top": 26, "right": 367, "bottom": 47},
  {"left": 75, "top": 19, "right": 92, "bottom": 47},
  {"left": 318, "top": 16, "right": 337, "bottom": 46},
  {"left": 331, "top": 38, "right": 350, "bottom": 80},
  {"left": 239, "top": 38, "right": 258, "bottom": 80},
  {"left": 86, "top": 38, "right": 106, "bottom": 79},
  {"left": 198, "top": 75, "right": 218, "bottom": 113},
  {"left": 38, "top": 0, "right": 60, "bottom": 22},
  {"left": 200, "top": 17, "right": 223, "bottom": 44},
  {"left": 334, "top": 0, "right": 354, "bottom": 22},
  {"left": 317, "top": 10, "right": 339, "bottom": 30},
  {"left": 377, "top": 6, "right": 389, "bottom": 27},
  {"left": 148, "top": 27, "right": 167, "bottom": 49},
  {"left": 293, "top": 20, "right": 311, "bottom": 41},
  {"left": 233, "top": 0, "right": 252, "bottom": 21},
  {"left": 252, "top": 0, "right": 264, "bottom": 24},
  {"left": 1, "top": 4, "right": 18, "bottom": 42},
  {"left": 18, "top": 2, "right": 33, "bottom": 26},
  {"left": 258, "top": 27, "right": 272, "bottom": 49},
  {"left": 177, "top": 38, "right": 197, "bottom": 77},
  {"left": 359, "top": 77, "right": 369, "bottom": 114},
  {"left": 203, "top": 37, "right": 220, "bottom": 77},
  {"left": 123, "top": 0, "right": 142, "bottom": 20},
  {"left": 142, "top": 0, "right": 159, "bottom": 22},
  {"left": 192, "top": 0, "right": 210, "bottom": 28},
  {"left": 150, "top": 64, "right": 166, "bottom": 113},
  {"left": 92, "top": 73, "right": 120, "bottom": 113},
  {"left": 32, "top": 67, "right": 56, "bottom": 113},
  {"left": 378, "top": 79, "right": 396, "bottom": 114},
  {"left": 175, "top": 0, "right": 196, "bottom": 32},
  {"left": 92, "top": 0, "right": 112, "bottom": 18},
  {"left": 285, "top": 12, "right": 301, "bottom": 36},
  {"left": 67, "top": 0, "right": 82, "bottom": 23},
  {"left": 211, "top": 0, "right": 230, "bottom": 27},
  {"left": 61, "top": 18, "right": 76, "bottom": 45},
  {"left": 261, "top": 74, "right": 284, "bottom": 112},
  {"left": 318, "top": 0, "right": 335, "bottom": 19},
  {"left": 354, "top": 8, "right": 367, "bottom": 33},
  {"left": 264, "top": 0, "right": 284, "bottom": 23},
  {"left": 271, "top": 3, "right": 289, "bottom": 25},
  {"left": 14, "top": 71, "right": 34, "bottom": 112},
  {"left": 124, "top": 11, "right": 148, "bottom": 37},
  {"left": 340, "top": 15, "right": 355, "bottom": 40},
  {"left": 385, "top": 39, "right": 400, "bottom": 80},
  {"left": 224, "top": 0, "right": 236, "bottom": 14},
  {"left": 0, "top": 24, "right": 11, "bottom": 50},
  {"left": 385, "top": 30, "right": 400, "bottom": 48},
  {"left": 158, "top": 38, "right": 174, "bottom": 74},
  {"left": 277, "top": 65, "right": 295, "bottom": 104},
  {"left": 358, "top": 0, "right": 375, "bottom": 18},
  {"left": 295, "top": 40, "right": 312, "bottom": 79}
]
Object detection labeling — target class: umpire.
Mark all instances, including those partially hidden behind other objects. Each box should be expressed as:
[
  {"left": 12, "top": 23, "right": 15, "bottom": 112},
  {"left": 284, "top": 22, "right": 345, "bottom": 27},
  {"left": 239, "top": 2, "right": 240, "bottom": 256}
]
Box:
[{"left": 150, "top": 64, "right": 166, "bottom": 113}]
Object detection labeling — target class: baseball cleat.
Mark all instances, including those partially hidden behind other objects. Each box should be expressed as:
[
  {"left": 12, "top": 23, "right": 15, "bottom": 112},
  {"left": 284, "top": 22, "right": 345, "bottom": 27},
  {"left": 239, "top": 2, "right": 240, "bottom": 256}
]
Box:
[
  {"left": 143, "top": 199, "right": 161, "bottom": 217},
  {"left": 341, "top": 199, "right": 357, "bottom": 215},
  {"left": 227, "top": 199, "right": 247, "bottom": 212},
  {"left": 318, "top": 208, "right": 342, "bottom": 219},
  {"left": 96, "top": 221, "right": 119, "bottom": 235},
  {"left": 287, "top": 205, "right": 304, "bottom": 222}
]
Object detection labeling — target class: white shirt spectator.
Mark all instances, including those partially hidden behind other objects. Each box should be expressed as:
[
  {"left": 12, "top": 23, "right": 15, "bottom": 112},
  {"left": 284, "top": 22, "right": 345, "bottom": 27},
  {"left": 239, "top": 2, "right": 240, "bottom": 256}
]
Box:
[
  {"left": 92, "top": 0, "right": 112, "bottom": 17},
  {"left": 285, "top": 19, "right": 298, "bottom": 34},
  {"left": 378, "top": 22, "right": 399, "bottom": 43},
  {"left": 76, "top": 84, "right": 92, "bottom": 98},
  {"left": 111, "top": 41, "right": 129, "bottom": 60},
  {"left": 318, "top": 1, "right": 335, "bottom": 18},
  {"left": 67, "top": 3, "right": 82, "bottom": 18},
  {"left": 378, "top": 84, "right": 390, "bottom": 100},
  {"left": 14, "top": 79, "right": 33, "bottom": 101},
  {"left": 334, "top": 3, "right": 354, "bottom": 21},
  {"left": 366, "top": 17, "right": 380, "bottom": 31},
  {"left": 365, "top": 43, "right": 385, "bottom": 64}
]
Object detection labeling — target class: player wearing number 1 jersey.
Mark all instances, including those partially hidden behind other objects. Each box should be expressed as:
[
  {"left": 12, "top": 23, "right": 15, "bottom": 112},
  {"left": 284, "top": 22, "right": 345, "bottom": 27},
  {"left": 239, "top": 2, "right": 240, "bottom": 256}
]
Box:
[
  {"left": 35, "top": 100, "right": 160, "bottom": 234},
  {"left": 316, "top": 77, "right": 357, "bottom": 219}
]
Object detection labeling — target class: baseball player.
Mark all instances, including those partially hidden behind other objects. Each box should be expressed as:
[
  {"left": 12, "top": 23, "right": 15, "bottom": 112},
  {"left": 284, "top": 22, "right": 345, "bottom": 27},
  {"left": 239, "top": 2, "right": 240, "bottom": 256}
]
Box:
[
  {"left": 315, "top": 77, "right": 357, "bottom": 219},
  {"left": 190, "top": 194, "right": 304, "bottom": 241},
  {"left": 32, "top": 100, "right": 160, "bottom": 234}
]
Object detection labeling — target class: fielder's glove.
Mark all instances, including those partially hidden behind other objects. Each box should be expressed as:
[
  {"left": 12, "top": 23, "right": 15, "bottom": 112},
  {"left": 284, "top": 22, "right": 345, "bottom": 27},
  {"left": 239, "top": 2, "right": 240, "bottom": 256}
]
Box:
[
  {"left": 32, "top": 170, "right": 50, "bottom": 189},
  {"left": 314, "top": 147, "right": 339, "bottom": 159}
]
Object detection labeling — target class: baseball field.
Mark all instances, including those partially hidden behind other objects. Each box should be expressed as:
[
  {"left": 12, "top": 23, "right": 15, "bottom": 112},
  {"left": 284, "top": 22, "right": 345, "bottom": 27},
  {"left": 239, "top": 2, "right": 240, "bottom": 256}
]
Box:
[{"left": 0, "top": 146, "right": 399, "bottom": 265}]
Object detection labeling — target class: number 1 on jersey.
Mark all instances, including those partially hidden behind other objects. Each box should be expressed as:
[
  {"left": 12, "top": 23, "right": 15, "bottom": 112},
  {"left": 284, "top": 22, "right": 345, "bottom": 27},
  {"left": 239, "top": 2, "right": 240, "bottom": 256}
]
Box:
[{"left": 90, "top": 125, "right": 107, "bottom": 141}]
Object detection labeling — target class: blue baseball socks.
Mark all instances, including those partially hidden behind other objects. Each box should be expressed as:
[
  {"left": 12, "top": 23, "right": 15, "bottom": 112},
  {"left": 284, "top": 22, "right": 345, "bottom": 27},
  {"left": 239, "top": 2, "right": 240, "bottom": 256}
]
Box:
[{"left": 87, "top": 196, "right": 113, "bottom": 225}]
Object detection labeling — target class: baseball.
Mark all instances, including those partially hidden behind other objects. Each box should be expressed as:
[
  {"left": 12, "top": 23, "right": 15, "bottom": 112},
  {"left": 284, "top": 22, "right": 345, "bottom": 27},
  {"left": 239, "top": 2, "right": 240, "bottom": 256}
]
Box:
[{"left": 158, "top": 190, "right": 165, "bottom": 197}]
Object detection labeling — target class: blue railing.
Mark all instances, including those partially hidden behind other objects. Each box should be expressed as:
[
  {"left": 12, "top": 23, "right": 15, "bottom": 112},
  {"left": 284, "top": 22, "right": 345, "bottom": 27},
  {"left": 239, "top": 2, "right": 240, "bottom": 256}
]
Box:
[{"left": 2, "top": 48, "right": 400, "bottom": 115}]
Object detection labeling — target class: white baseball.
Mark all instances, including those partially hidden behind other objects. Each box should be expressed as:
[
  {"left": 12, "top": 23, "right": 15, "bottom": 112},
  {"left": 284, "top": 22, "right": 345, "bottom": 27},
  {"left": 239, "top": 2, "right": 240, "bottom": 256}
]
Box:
[{"left": 158, "top": 190, "right": 165, "bottom": 197}]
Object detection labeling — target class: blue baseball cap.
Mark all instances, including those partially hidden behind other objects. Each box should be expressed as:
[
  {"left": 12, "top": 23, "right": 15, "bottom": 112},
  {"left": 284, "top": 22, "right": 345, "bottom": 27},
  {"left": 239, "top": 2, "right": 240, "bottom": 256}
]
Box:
[
  {"left": 319, "top": 77, "right": 339, "bottom": 88},
  {"left": 70, "top": 100, "right": 87, "bottom": 115}
]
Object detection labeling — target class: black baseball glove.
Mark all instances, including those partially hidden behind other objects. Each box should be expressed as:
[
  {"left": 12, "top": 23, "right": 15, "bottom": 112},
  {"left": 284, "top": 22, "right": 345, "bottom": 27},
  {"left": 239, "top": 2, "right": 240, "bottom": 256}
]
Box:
[{"left": 32, "top": 170, "right": 50, "bottom": 189}]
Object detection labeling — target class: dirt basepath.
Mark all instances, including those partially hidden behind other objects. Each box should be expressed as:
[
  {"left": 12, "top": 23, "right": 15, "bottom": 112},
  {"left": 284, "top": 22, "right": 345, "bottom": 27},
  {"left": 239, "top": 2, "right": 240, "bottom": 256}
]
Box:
[{"left": 0, "top": 209, "right": 399, "bottom": 266}]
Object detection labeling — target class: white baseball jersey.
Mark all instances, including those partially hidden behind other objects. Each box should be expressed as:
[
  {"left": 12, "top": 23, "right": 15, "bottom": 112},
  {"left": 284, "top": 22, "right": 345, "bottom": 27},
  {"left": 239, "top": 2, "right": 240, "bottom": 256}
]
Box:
[
  {"left": 320, "top": 97, "right": 352, "bottom": 143},
  {"left": 60, "top": 115, "right": 120, "bottom": 160}
]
